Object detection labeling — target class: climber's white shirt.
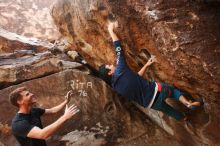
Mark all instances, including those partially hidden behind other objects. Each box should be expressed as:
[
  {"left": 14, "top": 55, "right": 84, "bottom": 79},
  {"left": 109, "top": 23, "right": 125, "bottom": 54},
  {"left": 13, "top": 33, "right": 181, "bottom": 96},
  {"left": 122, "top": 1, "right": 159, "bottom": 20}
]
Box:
[{"left": 148, "top": 82, "right": 158, "bottom": 108}]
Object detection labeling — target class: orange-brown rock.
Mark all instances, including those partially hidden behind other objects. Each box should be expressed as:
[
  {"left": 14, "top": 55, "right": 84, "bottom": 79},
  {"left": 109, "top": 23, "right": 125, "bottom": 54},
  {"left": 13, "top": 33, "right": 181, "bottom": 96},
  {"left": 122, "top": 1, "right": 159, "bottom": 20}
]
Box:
[
  {"left": 52, "top": 0, "right": 220, "bottom": 145},
  {"left": 0, "top": 70, "right": 181, "bottom": 146}
]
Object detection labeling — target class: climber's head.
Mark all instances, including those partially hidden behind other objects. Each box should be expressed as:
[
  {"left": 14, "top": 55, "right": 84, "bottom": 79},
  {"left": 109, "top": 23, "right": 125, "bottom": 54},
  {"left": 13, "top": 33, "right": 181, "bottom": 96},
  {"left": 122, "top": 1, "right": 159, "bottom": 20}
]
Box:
[{"left": 98, "top": 64, "right": 115, "bottom": 85}]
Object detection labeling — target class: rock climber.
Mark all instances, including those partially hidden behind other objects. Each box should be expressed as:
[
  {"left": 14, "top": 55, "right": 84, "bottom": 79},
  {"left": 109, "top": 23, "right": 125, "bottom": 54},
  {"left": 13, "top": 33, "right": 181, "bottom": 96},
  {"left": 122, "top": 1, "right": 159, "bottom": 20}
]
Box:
[
  {"left": 99, "top": 21, "right": 201, "bottom": 121},
  {"left": 10, "top": 87, "right": 79, "bottom": 146}
]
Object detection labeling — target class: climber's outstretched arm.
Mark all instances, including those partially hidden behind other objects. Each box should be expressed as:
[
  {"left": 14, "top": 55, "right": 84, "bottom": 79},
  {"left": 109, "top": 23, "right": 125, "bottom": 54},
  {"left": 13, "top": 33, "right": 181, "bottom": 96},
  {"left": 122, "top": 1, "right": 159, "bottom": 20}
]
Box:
[
  {"left": 108, "top": 22, "right": 119, "bottom": 42},
  {"left": 107, "top": 22, "right": 128, "bottom": 71},
  {"left": 138, "top": 56, "right": 156, "bottom": 76}
]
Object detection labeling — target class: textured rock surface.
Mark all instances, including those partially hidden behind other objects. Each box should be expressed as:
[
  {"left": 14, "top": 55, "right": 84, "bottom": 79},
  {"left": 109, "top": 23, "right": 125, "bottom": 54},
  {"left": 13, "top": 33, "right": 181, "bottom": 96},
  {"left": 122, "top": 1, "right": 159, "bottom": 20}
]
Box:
[
  {"left": 0, "top": 28, "right": 53, "bottom": 53},
  {"left": 0, "top": 51, "right": 83, "bottom": 89},
  {"left": 0, "top": 70, "right": 181, "bottom": 146},
  {"left": 0, "top": 0, "right": 60, "bottom": 41},
  {"left": 52, "top": 0, "right": 220, "bottom": 145}
]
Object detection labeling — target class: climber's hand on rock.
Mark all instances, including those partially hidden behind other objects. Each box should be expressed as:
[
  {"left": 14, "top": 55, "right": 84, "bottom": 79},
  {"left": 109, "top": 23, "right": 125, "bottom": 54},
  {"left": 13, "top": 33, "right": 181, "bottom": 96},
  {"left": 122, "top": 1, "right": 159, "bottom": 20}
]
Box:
[
  {"left": 108, "top": 22, "right": 114, "bottom": 32},
  {"left": 108, "top": 21, "right": 119, "bottom": 41},
  {"left": 113, "top": 21, "right": 118, "bottom": 29},
  {"left": 147, "top": 55, "right": 157, "bottom": 66},
  {"left": 108, "top": 21, "right": 118, "bottom": 32}
]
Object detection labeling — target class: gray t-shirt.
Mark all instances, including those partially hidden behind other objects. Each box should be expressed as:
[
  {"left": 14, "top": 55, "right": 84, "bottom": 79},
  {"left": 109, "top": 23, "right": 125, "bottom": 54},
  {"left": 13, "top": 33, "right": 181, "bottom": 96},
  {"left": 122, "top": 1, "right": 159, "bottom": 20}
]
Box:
[{"left": 11, "top": 108, "right": 46, "bottom": 146}]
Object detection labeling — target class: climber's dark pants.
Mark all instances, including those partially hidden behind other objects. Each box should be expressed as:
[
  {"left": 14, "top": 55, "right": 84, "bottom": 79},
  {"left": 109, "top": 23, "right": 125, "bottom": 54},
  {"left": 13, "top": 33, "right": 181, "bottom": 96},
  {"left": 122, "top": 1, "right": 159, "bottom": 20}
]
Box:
[{"left": 151, "top": 83, "right": 184, "bottom": 121}]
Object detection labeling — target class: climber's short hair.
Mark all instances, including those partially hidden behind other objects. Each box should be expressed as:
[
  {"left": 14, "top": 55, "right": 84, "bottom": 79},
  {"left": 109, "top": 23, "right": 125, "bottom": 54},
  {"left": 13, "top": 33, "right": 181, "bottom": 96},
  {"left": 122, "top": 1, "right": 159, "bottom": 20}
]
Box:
[
  {"left": 98, "top": 64, "right": 112, "bottom": 85},
  {"left": 9, "top": 87, "right": 27, "bottom": 107}
]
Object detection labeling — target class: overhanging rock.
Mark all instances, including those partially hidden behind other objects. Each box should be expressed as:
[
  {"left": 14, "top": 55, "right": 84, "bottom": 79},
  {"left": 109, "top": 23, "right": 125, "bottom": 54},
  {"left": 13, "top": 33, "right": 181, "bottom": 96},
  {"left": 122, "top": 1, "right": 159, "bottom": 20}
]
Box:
[{"left": 51, "top": 0, "right": 220, "bottom": 145}]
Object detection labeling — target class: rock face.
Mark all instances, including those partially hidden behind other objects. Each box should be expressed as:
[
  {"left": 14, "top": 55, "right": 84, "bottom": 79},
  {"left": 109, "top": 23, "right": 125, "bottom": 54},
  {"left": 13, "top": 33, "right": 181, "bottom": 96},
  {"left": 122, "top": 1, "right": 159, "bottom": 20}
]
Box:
[
  {"left": 0, "top": 28, "right": 84, "bottom": 89},
  {"left": 0, "top": 0, "right": 60, "bottom": 41},
  {"left": 0, "top": 29, "right": 181, "bottom": 146},
  {"left": 0, "top": 70, "right": 181, "bottom": 146},
  {"left": 0, "top": 28, "right": 54, "bottom": 53},
  {"left": 52, "top": 0, "right": 220, "bottom": 145},
  {"left": 0, "top": 50, "right": 83, "bottom": 89}
]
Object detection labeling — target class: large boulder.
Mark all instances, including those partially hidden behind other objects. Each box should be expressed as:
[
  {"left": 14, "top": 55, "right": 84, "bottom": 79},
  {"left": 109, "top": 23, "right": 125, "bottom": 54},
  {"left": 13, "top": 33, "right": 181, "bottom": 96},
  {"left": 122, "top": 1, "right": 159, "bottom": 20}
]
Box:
[
  {"left": 0, "top": 28, "right": 85, "bottom": 89},
  {"left": 0, "top": 0, "right": 60, "bottom": 41},
  {"left": 51, "top": 0, "right": 220, "bottom": 145},
  {"left": 0, "top": 50, "right": 83, "bottom": 89},
  {"left": 0, "top": 28, "right": 53, "bottom": 53},
  {"left": 0, "top": 70, "right": 180, "bottom": 146}
]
